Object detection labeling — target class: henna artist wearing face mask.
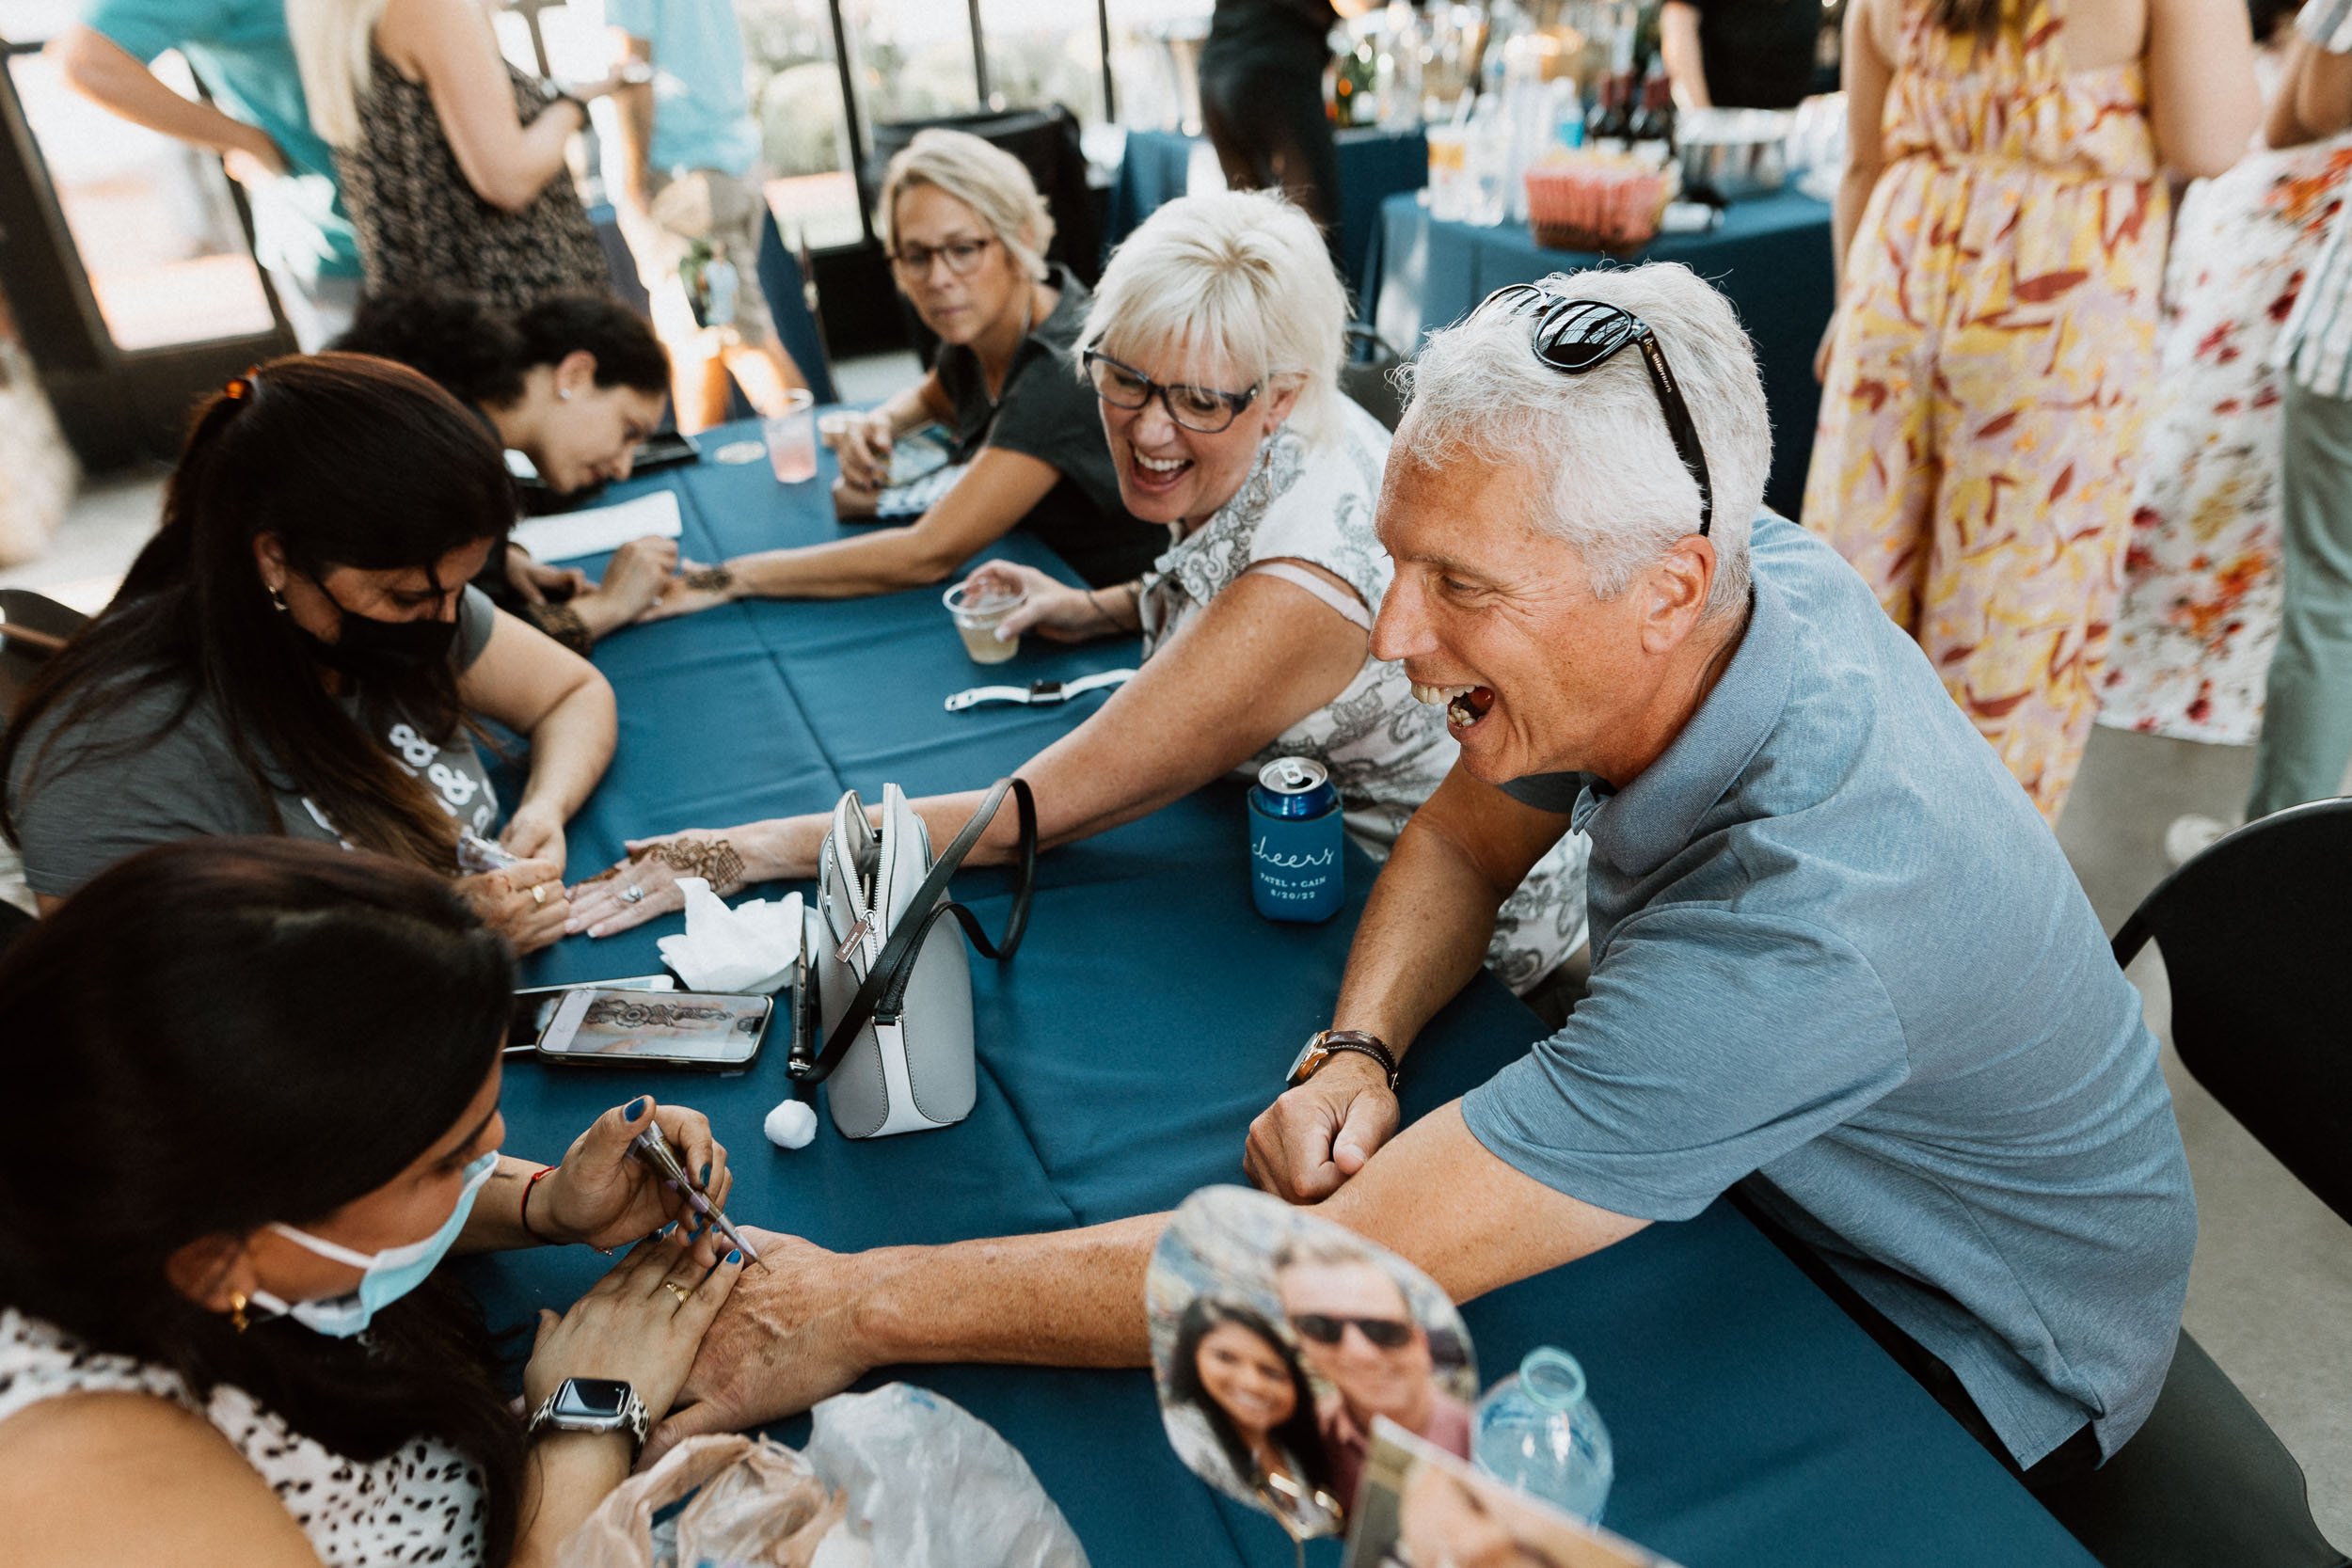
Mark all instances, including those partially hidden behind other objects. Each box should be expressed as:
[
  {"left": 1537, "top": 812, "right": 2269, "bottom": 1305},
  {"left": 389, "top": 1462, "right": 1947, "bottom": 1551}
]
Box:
[
  {"left": 1, "top": 355, "right": 616, "bottom": 953},
  {"left": 0, "top": 839, "right": 749, "bottom": 1568}
]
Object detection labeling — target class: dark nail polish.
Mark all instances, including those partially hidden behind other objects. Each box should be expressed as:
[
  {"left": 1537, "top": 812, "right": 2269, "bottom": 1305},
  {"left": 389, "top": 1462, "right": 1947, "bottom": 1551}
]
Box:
[
  {"left": 627, "top": 1096, "right": 651, "bottom": 1120},
  {"left": 699, "top": 1161, "right": 711, "bottom": 1185},
  {"left": 725, "top": 1249, "right": 742, "bottom": 1265}
]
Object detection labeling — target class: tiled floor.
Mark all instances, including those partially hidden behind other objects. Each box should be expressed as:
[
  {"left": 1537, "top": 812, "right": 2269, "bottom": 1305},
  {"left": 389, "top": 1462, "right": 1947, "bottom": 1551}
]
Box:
[{"left": 8, "top": 368, "right": 2346, "bottom": 1544}]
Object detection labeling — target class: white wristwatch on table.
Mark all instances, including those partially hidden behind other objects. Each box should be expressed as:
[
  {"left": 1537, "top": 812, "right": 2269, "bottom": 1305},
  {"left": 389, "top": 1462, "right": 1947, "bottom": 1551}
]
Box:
[{"left": 945, "top": 668, "right": 1136, "bottom": 712}]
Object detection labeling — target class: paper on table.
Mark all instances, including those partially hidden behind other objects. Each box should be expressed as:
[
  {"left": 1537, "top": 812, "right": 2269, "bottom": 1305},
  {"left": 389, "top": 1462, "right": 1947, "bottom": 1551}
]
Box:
[{"left": 510, "top": 489, "right": 682, "bottom": 563}]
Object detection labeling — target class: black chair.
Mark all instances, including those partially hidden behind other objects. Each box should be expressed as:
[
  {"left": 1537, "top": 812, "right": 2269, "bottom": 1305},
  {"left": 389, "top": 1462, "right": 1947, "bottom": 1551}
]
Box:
[
  {"left": 2032, "top": 801, "right": 2352, "bottom": 1568},
  {"left": 0, "top": 588, "right": 86, "bottom": 713},
  {"left": 1340, "top": 323, "right": 1407, "bottom": 432},
  {"left": 866, "top": 105, "right": 1103, "bottom": 290}
]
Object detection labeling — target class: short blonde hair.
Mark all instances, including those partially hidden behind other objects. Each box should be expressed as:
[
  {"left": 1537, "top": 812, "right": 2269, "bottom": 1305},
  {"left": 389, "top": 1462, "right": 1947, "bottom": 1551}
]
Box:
[
  {"left": 877, "top": 130, "right": 1055, "bottom": 283},
  {"left": 1077, "top": 189, "right": 1346, "bottom": 447}
]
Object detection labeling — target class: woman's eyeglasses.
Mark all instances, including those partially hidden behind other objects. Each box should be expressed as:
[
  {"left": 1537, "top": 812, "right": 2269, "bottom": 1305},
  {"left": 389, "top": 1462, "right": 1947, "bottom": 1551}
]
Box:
[
  {"left": 1475, "top": 283, "right": 1716, "bottom": 536},
  {"left": 1291, "top": 1312, "right": 1416, "bottom": 1350},
  {"left": 1083, "top": 349, "right": 1261, "bottom": 435},
  {"left": 889, "top": 234, "right": 994, "bottom": 278}
]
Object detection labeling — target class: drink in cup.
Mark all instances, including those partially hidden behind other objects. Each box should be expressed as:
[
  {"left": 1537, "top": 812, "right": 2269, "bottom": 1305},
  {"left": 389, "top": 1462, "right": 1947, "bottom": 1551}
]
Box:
[
  {"left": 943, "top": 578, "right": 1025, "bottom": 665},
  {"left": 763, "top": 388, "right": 818, "bottom": 483}
]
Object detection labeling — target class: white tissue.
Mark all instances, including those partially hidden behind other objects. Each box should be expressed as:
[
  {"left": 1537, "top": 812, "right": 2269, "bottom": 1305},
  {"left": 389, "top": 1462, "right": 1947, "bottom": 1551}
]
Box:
[
  {"left": 765, "top": 1099, "right": 818, "bottom": 1149},
  {"left": 655, "top": 879, "right": 803, "bottom": 993}
]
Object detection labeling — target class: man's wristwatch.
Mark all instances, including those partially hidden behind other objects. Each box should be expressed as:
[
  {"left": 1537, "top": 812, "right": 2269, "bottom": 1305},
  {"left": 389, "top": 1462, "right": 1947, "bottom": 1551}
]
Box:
[
  {"left": 1286, "top": 1029, "right": 1398, "bottom": 1090},
  {"left": 525, "top": 1377, "right": 650, "bottom": 1457}
]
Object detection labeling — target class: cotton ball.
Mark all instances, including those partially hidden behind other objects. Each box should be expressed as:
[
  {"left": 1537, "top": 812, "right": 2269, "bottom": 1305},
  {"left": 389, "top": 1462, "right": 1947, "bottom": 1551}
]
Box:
[{"left": 764, "top": 1098, "right": 818, "bottom": 1149}]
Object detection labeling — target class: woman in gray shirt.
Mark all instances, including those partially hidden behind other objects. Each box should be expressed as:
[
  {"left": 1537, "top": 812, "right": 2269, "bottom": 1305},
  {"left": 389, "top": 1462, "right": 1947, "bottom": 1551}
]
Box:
[{"left": 1, "top": 355, "right": 615, "bottom": 952}]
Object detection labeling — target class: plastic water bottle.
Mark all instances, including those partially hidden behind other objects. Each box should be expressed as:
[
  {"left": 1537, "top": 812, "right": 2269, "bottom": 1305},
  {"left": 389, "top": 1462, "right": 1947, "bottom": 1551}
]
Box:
[{"left": 1472, "top": 1347, "right": 1615, "bottom": 1524}]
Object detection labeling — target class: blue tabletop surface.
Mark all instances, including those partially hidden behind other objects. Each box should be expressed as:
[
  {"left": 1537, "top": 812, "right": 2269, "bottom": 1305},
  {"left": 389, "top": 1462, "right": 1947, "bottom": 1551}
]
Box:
[
  {"left": 468, "top": 429, "right": 2093, "bottom": 1568},
  {"left": 1367, "top": 189, "right": 1836, "bottom": 522}
]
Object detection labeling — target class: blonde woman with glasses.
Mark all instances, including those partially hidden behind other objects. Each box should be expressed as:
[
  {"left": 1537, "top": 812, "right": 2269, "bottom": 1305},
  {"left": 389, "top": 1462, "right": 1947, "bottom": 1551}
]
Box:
[
  {"left": 574, "top": 190, "right": 1589, "bottom": 996},
  {"left": 647, "top": 129, "right": 1167, "bottom": 603}
]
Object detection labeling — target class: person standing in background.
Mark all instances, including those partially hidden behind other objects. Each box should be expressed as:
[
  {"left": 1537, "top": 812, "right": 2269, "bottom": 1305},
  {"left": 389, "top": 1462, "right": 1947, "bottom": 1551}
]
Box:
[
  {"left": 1198, "top": 0, "right": 1370, "bottom": 257},
  {"left": 605, "top": 0, "right": 806, "bottom": 434},
  {"left": 1804, "top": 0, "right": 2257, "bottom": 822},
  {"left": 290, "top": 0, "right": 615, "bottom": 311},
  {"left": 2230, "top": 0, "right": 2352, "bottom": 826},
  {"left": 1659, "top": 0, "right": 1827, "bottom": 109},
  {"left": 48, "top": 2, "right": 364, "bottom": 350},
  {"left": 2097, "top": 0, "right": 2352, "bottom": 861}
]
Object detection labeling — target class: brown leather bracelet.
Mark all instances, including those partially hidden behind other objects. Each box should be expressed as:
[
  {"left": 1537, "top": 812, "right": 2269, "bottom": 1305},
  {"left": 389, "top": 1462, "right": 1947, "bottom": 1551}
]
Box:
[{"left": 1289, "top": 1028, "right": 1399, "bottom": 1090}]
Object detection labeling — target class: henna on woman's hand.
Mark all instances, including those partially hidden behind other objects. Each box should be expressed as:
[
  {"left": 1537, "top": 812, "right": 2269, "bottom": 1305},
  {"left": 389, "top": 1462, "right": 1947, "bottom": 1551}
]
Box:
[{"left": 584, "top": 837, "right": 746, "bottom": 891}]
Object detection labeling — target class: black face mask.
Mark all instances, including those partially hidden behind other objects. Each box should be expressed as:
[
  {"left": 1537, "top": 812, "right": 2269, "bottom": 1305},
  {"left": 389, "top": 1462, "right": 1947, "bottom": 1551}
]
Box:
[{"left": 293, "top": 586, "right": 460, "bottom": 683}]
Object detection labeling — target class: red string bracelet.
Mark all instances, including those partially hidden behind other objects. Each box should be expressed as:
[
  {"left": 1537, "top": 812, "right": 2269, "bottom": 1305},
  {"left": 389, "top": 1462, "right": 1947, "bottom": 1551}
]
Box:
[{"left": 519, "top": 1164, "right": 559, "bottom": 1244}]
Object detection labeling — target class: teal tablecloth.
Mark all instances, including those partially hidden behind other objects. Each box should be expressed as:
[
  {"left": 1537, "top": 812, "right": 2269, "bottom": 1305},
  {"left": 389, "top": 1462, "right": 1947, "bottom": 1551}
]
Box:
[
  {"left": 468, "top": 429, "right": 2093, "bottom": 1568},
  {"left": 1366, "top": 189, "right": 1836, "bottom": 521}
]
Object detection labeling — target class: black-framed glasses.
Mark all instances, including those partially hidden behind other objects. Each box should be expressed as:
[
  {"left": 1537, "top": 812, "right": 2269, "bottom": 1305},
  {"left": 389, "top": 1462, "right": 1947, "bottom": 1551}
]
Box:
[
  {"left": 1292, "top": 1312, "right": 1416, "bottom": 1351},
  {"left": 1082, "top": 349, "right": 1262, "bottom": 435},
  {"left": 1476, "top": 284, "right": 1715, "bottom": 536},
  {"left": 889, "top": 233, "right": 994, "bottom": 278}
]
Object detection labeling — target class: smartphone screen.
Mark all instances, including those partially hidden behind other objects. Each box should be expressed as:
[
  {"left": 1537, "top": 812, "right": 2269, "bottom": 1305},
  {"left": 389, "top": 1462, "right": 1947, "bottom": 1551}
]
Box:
[
  {"left": 509, "top": 977, "right": 673, "bottom": 1050},
  {"left": 537, "top": 988, "right": 771, "bottom": 1068}
]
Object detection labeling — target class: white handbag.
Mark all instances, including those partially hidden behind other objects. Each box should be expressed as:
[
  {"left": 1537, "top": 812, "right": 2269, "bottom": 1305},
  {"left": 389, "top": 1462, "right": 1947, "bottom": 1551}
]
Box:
[{"left": 789, "top": 778, "right": 1035, "bottom": 1138}]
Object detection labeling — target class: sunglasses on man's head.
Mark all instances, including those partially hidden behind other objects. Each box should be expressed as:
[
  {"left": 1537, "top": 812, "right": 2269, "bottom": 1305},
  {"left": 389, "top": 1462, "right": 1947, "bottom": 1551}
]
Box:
[
  {"left": 1293, "top": 1312, "right": 1416, "bottom": 1350},
  {"left": 1475, "top": 284, "right": 1715, "bottom": 537}
]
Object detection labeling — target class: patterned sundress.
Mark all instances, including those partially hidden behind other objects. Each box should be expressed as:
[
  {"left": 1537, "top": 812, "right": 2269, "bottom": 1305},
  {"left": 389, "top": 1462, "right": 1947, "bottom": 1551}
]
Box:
[
  {"left": 1803, "top": 0, "right": 2167, "bottom": 821},
  {"left": 336, "top": 49, "right": 611, "bottom": 311},
  {"left": 2099, "top": 127, "right": 2352, "bottom": 745},
  {"left": 1139, "top": 397, "right": 1590, "bottom": 990}
]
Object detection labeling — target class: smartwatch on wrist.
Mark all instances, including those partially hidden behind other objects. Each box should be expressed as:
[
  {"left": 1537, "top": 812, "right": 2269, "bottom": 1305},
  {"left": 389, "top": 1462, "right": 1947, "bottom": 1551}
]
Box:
[
  {"left": 525, "top": 1377, "right": 649, "bottom": 1458},
  {"left": 1286, "top": 1029, "right": 1398, "bottom": 1090}
]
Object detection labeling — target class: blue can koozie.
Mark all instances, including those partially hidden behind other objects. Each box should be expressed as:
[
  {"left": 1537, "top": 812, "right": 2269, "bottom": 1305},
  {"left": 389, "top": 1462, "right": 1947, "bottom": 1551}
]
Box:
[{"left": 1248, "top": 757, "right": 1344, "bottom": 923}]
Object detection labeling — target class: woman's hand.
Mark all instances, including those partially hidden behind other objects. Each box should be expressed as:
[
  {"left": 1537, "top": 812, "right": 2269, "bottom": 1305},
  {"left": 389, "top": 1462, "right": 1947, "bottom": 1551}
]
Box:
[
  {"left": 565, "top": 832, "right": 748, "bottom": 938},
  {"left": 969, "top": 561, "right": 1118, "bottom": 644},
  {"left": 456, "top": 859, "right": 569, "bottom": 954},
  {"left": 640, "top": 562, "right": 739, "bottom": 624},
  {"left": 534, "top": 1096, "right": 737, "bottom": 1267},
  {"left": 832, "top": 477, "right": 881, "bottom": 518},
  {"left": 507, "top": 546, "right": 591, "bottom": 607},
  {"left": 826, "top": 412, "right": 895, "bottom": 491},
  {"left": 522, "top": 1230, "right": 750, "bottom": 1420},
  {"left": 499, "top": 805, "right": 567, "bottom": 878},
  {"left": 589, "top": 536, "right": 682, "bottom": 625}
]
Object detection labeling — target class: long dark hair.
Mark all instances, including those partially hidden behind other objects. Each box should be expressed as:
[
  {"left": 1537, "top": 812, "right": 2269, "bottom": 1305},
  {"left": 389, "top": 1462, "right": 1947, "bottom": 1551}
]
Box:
[
  {"left": 0, "top": 838, "right": 525, "bottom": 1559},
  {"left": 0, "top": 354, "right": 514, "bottom": 870},
  {"left": 1168, "top": 1298, "right": 1335, "bottom": 1499},
  {"left": 335, "top": 289, "right": 670, "bottom": 410}
]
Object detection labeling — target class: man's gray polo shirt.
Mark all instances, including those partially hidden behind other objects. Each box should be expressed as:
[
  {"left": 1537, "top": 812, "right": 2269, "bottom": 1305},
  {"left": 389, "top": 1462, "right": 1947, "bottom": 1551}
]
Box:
[{"left": 1464, "top": 516, "right": 2194, "bottom": 1466}]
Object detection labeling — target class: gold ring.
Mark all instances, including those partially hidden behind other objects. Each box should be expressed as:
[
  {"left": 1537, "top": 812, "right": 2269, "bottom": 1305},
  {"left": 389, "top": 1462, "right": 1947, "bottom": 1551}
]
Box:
[
  {"left": 532, "top": 883, "right": 548, "bottom": 906},
  {"left": 662, "top": 1279, "right": 694, "bottom": 1304}
]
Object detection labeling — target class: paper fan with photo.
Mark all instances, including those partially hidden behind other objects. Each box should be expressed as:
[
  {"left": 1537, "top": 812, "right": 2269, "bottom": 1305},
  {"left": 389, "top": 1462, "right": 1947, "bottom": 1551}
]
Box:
[{"left": 1146, "top": 1186, "right": 1477, "bottom": 1544}]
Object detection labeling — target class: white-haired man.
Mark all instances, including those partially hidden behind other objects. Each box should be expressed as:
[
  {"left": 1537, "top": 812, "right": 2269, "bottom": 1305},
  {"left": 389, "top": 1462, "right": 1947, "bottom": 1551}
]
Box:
[{"left": 646, "top": 264, "right": 2195, "bottom": 1489}]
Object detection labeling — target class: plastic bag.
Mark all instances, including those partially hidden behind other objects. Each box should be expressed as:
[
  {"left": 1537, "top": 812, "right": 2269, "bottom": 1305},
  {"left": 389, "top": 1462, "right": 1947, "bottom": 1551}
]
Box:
[
  {"left": 803, "top": 1385, "right": 1089, "bottom": 1568},
  {"left": 559, "top": 1433, "right": 841, "bottom": 1568}
]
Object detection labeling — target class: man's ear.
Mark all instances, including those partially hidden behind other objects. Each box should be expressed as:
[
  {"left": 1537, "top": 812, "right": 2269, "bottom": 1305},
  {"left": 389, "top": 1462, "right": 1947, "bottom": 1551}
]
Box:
[{"left": 1639, "top": 534, "right": 1717, "bottom": 654}]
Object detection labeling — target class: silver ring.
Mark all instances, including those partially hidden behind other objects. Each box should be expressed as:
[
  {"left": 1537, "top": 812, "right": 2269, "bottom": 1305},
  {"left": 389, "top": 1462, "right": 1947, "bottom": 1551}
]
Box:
[{"left": 622, "top": 883, "right": 645, "bottom": 904}]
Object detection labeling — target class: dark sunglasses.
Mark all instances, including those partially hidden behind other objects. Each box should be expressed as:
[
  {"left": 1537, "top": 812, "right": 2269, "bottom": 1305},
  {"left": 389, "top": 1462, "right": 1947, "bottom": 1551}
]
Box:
[
  {"left": 1476, "top": 283, "right": 1715, "bottom": 536},
  {"left": 1293, "top": 1312, "right": 1416, "bottom": 1350}
]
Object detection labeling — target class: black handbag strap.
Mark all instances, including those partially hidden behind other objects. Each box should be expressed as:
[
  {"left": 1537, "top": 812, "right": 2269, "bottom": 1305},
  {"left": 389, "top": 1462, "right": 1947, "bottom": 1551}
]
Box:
[{"left": 791, "top": 777, "right": 1037, "bottom": 1085}]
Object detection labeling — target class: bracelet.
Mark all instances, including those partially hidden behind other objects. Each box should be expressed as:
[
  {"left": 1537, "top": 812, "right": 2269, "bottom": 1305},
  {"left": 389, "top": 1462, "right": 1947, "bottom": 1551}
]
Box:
[
  {"left": 1082, "top": 589, "right": 1122, "bottom": 635},
  {"left": 519, "top": 1164, "right": 560, "bottom": 1244}
]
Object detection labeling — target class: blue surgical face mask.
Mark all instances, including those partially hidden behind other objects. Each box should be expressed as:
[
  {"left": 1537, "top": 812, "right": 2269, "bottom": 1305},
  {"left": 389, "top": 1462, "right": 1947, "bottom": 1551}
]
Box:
[{"left": 249, "top": 1150, "right": 499, "bottom": 1338}]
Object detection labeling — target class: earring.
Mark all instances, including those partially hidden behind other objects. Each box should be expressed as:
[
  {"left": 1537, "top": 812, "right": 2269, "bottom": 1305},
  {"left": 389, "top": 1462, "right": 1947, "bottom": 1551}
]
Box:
[
  {"left": 267, "top": 584, "right": 287, "bottom": 612},
  {"left": 558, "top": 388, "right": 573, "bottom": 402},
  {"left": 230, "top": 1291, "right": 249, "bottom": 1334}
]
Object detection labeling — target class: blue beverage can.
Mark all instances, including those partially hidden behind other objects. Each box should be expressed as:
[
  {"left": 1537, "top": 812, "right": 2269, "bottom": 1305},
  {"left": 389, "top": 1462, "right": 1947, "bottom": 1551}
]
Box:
[{"left": 1248, "top": 757, "right": 1344, "bottom": 923}]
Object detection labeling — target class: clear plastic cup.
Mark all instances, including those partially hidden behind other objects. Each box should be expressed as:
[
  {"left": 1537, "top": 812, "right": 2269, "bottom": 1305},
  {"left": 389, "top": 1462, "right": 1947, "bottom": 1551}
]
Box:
[
  {"left": 762, "top": 388, "right": 818, "bottom": 483},
  {"left": 943, "top": 578, "right": 1025, "bottom": 665}
]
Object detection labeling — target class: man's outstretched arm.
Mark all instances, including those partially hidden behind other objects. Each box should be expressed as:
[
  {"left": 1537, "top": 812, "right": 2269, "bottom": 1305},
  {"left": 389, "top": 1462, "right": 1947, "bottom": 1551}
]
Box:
[{"left": 644, "top": 1103, "right": 1642, "bottom": 1462}]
